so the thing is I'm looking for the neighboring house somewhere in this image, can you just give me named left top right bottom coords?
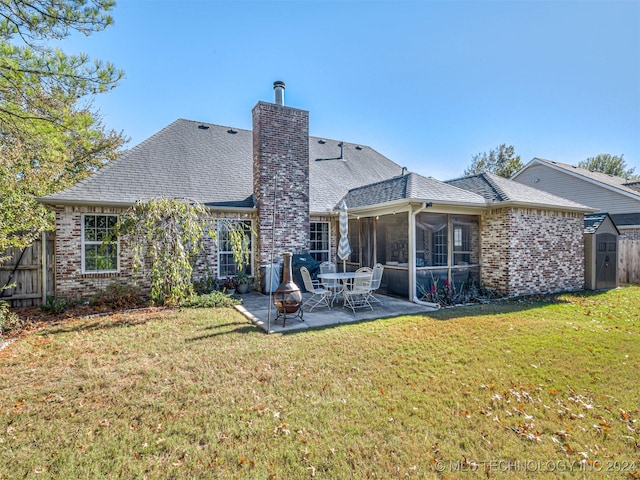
left=512, top=158, right=640, bottom=240
left=39, top=82, right=595, bottom=302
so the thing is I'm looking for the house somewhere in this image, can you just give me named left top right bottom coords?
left=39, top=82, right=596, bottom=303
left=512, top=158, right=640, bottom=240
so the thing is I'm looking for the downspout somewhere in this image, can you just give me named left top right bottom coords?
left=410, top=203, right=440, bottom=309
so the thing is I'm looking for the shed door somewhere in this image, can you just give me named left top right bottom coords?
left=595, top=233, right=617, bottom=289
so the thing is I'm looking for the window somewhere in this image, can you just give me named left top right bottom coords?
left=310, top=221, right=330, bottom=262
left=218, top=220, right=253, bottom=277
left=82, top=214, right=118, bottom=272
left=453, top=225, right=471, bottom=265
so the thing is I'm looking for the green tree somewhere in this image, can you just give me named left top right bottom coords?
left=0, top=0, right=123, bottom=142
left=116, top=197, right=252, bottom=306
left=464, top=144, right=523, bottom=178
left=0, top=0, right=126, bottom=258
left=578, top=154, right=638, bottom=180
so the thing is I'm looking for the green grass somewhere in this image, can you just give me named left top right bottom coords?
left=1, top=287, right=639, bottom=479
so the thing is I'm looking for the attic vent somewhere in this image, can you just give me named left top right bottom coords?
left=318, top=139, right=326, bottom=144
left=355, top=145, right=362, bottom=150
left=227, top=129, right=237, bottom=134
left=198, top=125, right=209, bottom=130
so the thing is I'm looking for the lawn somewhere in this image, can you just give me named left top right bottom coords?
left=1, top=287, right=639, bottom=479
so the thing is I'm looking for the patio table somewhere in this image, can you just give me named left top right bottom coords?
left=317, top=272, right=372, bottom=307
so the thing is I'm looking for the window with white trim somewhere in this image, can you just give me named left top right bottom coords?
left=310, top=221, right=330, bottom=262
left=82, top=214, right=119, bottom=273
left=218, top=220, right=253, bottom=277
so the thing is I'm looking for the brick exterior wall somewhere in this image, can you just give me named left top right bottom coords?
left=53, top=205, right=145, bottom=299
left=481, top=208, right=585, bottom=297
left=252, top=101, right=310, bottom=266
left=53, top=205, right=260, bottom=299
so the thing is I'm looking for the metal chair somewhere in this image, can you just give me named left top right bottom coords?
left=343, top=267, right=373, bottom=314
left=300, top=267, right=331, bottom=311
left=366, top=263, right=384, bottom=305
left=319, top=261, right=341, bottom=302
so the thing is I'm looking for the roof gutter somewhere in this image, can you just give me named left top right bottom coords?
left=490, top=200, right=598, bottom=213
left=341, top=198, right=487, bottom=216
left=37, top=197, right=258, bottom=213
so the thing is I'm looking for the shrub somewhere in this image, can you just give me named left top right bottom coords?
left=180, top=291, right=241, bottom=309
left=418, top=277, right=499, bottom=307
left=0, top=300, right=24, bottom=336
left=193, top=273, right=219, bottom=295
left=39, top=295, right=82, bottom=315
left=90, top=283, right=146, bottom=310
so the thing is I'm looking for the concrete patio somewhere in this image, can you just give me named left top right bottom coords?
left=235, top=291, right=438, bottom=334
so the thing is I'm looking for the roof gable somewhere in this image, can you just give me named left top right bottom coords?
left=446, top=172, right=595, bottom=211
left=584, top=213, right=618, bottom=234
left=341, top=172, right=486, bottom=209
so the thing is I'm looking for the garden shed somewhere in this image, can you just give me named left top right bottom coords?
left=584, top=213, right=619, bottom=290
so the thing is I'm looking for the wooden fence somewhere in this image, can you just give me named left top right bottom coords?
left=618, top=239, right=640, bottom=285
left=0, top=232, right=55, bottom=307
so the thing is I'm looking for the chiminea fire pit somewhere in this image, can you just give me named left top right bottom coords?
left=273, top=252, right=303, bottom=326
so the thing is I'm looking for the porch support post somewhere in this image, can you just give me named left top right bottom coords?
left=408, top=209, right=416, bottom=300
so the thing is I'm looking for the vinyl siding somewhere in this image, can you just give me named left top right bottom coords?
left=515, top=165, right=640, bottom=214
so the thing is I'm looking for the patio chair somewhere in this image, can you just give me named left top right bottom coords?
left=300, top=267, right=331, bottom=311
left=366, top=263, right=385, bottom=305
left=319, top=261, right=341, bottom=301
left=343, top=267, right=373, bottom=314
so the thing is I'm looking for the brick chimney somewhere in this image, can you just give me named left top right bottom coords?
left=253, top=81, right=310, bottom=266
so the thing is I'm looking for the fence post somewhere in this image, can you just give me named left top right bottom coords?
left=41, top=231, right=47, bottom=305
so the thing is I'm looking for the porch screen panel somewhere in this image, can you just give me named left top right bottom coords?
left=451, top=215, right=479, bottom=266
left=377, top=214, right=409, bottom=266
left=415, top=213, right=447, bottom=267
left=360, top=217, right=375, bottom=267
left=348, top=219, right=360, bottom=264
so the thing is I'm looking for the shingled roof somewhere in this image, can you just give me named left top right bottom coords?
left=584, top=213, right=620, bottom=235
left=40, top=120, right=255, bottom=209
left=40, top=119, right=404, bottom=213
left=610, top=213, right=640, bottom=227
left=446, top=172, right=595, bottom=211
left=341, top=172, right=486, bottom=209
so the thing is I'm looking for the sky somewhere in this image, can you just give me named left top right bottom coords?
left=61, top=0, right=640, bottom=180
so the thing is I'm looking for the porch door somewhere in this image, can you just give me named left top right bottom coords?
left=595, top=233, right=617, bottom=290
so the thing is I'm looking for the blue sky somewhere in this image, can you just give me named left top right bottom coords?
left=63, top=0, right=639, bottom=180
